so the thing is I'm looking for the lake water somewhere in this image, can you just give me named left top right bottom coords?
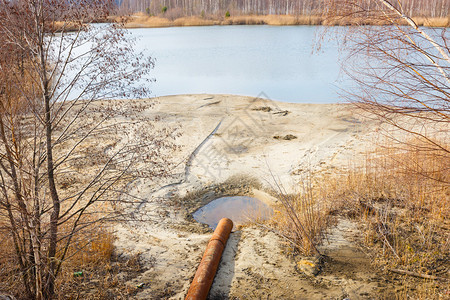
left=132, top=25, right=346, bottom=103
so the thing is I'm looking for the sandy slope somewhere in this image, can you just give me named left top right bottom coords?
left=112, top=94, right=390, bottom=299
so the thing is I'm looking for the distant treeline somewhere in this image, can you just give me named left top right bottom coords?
left=118, top=0, right=449, bottom=18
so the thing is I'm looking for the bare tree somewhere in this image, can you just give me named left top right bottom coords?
left=324, top=0, right=449, bottom=181
left=0, top=0, right=177, bottom=299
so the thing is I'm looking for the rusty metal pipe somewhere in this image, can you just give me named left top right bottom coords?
left=185, top=218, right=233, bottom=300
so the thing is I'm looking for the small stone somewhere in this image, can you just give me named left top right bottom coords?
left=283, top=134, right=297, bottom=140
left=297, top=258, right=321, bottom=276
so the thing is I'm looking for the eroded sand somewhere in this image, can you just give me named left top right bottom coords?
left=112, top=94, right=392, bottom=299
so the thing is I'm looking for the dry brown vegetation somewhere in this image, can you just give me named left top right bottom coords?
left=342, top=143, right=448, bottom=297
left=121, top=12, right=449, bottom=28
left=269, top=178, right=331, bottom=257
left=0, top=99, right=178, bottom=299
left=0, top=220, right=147, bottom=299
left=56, top=225, right=147, bottom=299
left=340, top=142, right=448, bottom=275
left=413, top=16, right=450, bottom=27
left=273, top=138, right=449, bottom=297
left=323, top=15, right=450, bottom=27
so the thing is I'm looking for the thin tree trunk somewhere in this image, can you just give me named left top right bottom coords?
left=38, top=23, right=60, bottom=300
left=44, top=89, right=60, bottom=300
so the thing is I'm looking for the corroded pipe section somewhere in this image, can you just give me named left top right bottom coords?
left=185, top=218, right=233, bottom=300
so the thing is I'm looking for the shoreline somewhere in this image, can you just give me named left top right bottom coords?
left=115, top=13, right=450, bottom=28
left=150, top=93, right=343, bottom=106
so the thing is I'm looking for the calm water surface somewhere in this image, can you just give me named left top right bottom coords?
left=133, top=26, right=346, bottom=103
left=193, top=196, right=273, bottom=230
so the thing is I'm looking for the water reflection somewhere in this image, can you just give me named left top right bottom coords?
left=193, top=196, right=273, bottom=230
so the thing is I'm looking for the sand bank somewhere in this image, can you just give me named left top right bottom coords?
left=112, top=94, right=389, bottom=299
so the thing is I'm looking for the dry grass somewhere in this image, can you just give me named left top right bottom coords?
left=0, top=221, right=132, bottom=299
left=172, top=17, right=216, bottom=27
left=57, top=221, right=147, bottom=299
left=51, top=21, right=83, bottom=32
left=352, top=143, right=448, bottom=270
left=120, top=13, right=449, bottom=28
left=413, top=16, right=450, bottom=27
left=0, top=231, right=25, bottom=299
left=0, top=200, right=141, bottom=299
left=121, top=13, right=325, bottom=28
left=321, top=141, right=448, bottom=296
left=323, top=16, right=450, bottom=27
left=269, top=176, right=331, bottom=256
left=272, top=138, right=448, bottom=296
left=124, top=15, right=173, bottom=28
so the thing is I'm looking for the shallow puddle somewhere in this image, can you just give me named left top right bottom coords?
left=193, top=196, right=273, bottom=230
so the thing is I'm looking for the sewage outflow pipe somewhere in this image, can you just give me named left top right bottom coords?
left=185, top=218, right=233, bottom=300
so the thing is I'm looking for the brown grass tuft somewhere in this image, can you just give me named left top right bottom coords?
left=270, top=175, right=331, bottom=256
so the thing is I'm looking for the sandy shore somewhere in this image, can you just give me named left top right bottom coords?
left=112, top=94, right=391, bottom=299
left=148, top=94, right=378, bottom=192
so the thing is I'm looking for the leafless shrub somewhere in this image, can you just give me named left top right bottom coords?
left=324, top=1, right=449, bottom=164
left=0, top=1, right=178, bottom=298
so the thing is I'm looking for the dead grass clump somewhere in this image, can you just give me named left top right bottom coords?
left=122, top=14, right=329, bottom=27
left=270, top=177, right=330, bottom=256
left=322, top=16, right=392, bottom=26
left=323, top=16, right=449, bottom=27
left=223, top=15, right=325, bottom=26
left=52, top=21, right=82, bottom=32
left=272, top=138, right=448, bottom=295
left=361, top=144, right=448, bottom=269
left=266, top=15, right=314, bottom=26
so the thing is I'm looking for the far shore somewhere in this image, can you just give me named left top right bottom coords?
left=113, top=12, right=450, bottom=28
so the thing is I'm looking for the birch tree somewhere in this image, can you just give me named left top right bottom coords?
left=118, top=0, right=449, bottom=17
left=326, top=0, right=449, bottom=181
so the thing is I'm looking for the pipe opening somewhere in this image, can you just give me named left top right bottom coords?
left=193, top=196, right=273, bottom=231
